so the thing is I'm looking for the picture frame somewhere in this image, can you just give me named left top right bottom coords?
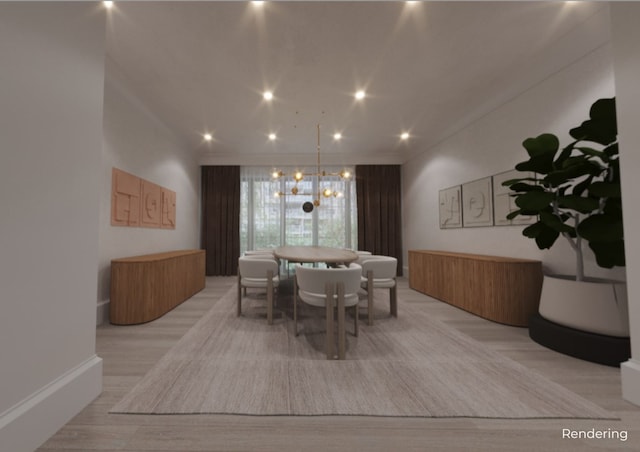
left=462, top=177, right=493, bottom=227
left=439, top=185, right=462, bottom=229
left=492, top=169, right=537, bottom=226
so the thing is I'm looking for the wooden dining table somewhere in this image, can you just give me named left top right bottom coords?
left=274, top=245, right=359, bottom=266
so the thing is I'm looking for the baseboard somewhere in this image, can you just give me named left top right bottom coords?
left=97, top=299, right=109, bottom=325
left=0, top=355, right=103, bottom=452
left=622, top=358, right=640, bottom=407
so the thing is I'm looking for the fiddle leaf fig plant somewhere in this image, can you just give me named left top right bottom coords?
left=503, top=97, right=624, bottom=281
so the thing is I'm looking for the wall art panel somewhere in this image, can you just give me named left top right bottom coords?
left=462, top=177, right=493, bottom=227
left=111, top=167, right=176, bottom=230
left=492, top=169, right=537, bottom=226
left=439, top=185, right=462, bottom=229
left=111, top=168, right=141, bottom=226
left=161, top=188, right=177, bottom=229
left=140, top=180, right=162, bottom=228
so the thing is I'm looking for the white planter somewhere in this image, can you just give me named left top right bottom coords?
left=538, top=274, right=629, bottom=337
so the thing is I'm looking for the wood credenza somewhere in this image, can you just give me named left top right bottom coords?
left=408, top=250, right=543, bottom=327
left=110, top=249, right=205, bottom=325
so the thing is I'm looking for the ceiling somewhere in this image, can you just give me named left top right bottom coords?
left=104, top=1, right=609, bottom=166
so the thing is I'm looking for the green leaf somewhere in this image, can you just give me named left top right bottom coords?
left=569, top=98, right=617, bottom=145
left=556, top=195, right=600, bottom=213
left=522, top=134, right=559, bottom=157
left=501, top=177, right=536, bottom=187
left=577, top=214, right=624, bottom=242
left=539, top=211, right=574, bottom=233
left=603, top=198, right=623, bottom=217
left=588, top=181, right=621, bottom=198
left=603, top=143, right=619, bottom=158
left=506, top=210, right=521, bottom=220
left=509, top=182, right=543, bottom=193
left=522, top=222, right=560, bottom=249
left=544, top=161, right=603, bottom=187
left=575, top=147, right=607, bottom=160
left=589, top=240, right=625, bottom=268
left=517, top=134, right=559, bottom=174
left=554, top=142, right=577, bottom=169
left=514, top=191, right=554, bottom=211
left=572, top=175, right=593, bottom=197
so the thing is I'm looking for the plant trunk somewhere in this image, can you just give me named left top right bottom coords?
left=560, top=213, right=585, bottom=282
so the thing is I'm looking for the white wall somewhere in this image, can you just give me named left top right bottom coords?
left=402, top=43, right=622, bottom=281
left=0, top=4, right=105, bottom=450
left=98, top=59, right=201, bottom=322
left=611, top=3, right=640, bottom=407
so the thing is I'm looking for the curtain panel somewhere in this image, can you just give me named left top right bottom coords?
left=355, top=165, right=403, bottom=275
left=201, top=166, right=240, bottom=276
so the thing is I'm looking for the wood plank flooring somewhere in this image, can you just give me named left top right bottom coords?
left=38, top=277, right=640, bottom=451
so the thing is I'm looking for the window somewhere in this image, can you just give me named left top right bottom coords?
left=240, top=166, right=356, bottom=254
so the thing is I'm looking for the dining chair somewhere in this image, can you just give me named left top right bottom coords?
left=244, top=249, right=276, bottom=257
left=237, top=256, right=279, bottom=325
left=294, top=263, right=362, bottom=360
left=360, top=256, right=398, bottom=326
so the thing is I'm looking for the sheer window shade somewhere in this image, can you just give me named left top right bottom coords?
left=240, top=166, right=356, bottom=254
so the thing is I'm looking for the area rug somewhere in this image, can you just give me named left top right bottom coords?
left=111, top=283, right=615, bottom=419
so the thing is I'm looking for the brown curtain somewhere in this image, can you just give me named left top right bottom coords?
left=201, top=166, right=240, bottom=276
left=356, top=165, right=403, bottom=275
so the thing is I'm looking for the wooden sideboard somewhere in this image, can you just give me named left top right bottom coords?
left=408, top=250, right=543, bottom=327
left=110, top=249, right=205, bottom=325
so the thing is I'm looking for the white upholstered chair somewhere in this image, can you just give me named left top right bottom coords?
left=294, top=263, right=362, bottom=359
left=360, top=256, right=398, bottom=325
left=244, top=249, right=276, bottom=257
left=237, top=256, right=280, bottom=325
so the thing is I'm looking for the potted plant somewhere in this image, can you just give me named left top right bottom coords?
left=503, top=97, right=629, bottom=366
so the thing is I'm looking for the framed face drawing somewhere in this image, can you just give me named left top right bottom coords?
left=492, top=169, right=537, bottom=226
left=439, top=185, right=462, bottom=229
left=462, top=177, right=493, bottom=227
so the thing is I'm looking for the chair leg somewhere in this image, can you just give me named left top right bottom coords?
left=390, top=282, right=398, bottom=318
left=294, top=274, right=299, bottom=336
left=367, top=270, right=374, bottom=326
left=325, top=282, right=335, bottom=360
left=237, top=274, right=242, bottom=317
left=267, top=270, right=273, bottom=325
left=353, top=304, right=359, bottom=337
left=337, top=282, right=346, bottom=360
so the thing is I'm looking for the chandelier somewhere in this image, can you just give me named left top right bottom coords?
left=272, top=124, right=351, bottom=212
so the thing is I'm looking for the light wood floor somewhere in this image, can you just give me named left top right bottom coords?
left=39, top=277, right=640, bottom=451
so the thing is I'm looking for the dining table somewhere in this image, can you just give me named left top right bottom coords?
left=274, top=245, right=359, bottom=266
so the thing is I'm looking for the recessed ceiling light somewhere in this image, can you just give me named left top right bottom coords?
left=103, top=1, right=114, bottom=8
left=355, top=90, right=366, bottom=100
left=401, top=132, right=410, bottom=140
left=204, top=133, right=213, bottom=141
left=268, top=133, right=277, bottom=141
left=263, top=91, right=273, bottom=101
left=252, top=1, right=265, bottom=6
left=333, top=133, right=342, bottom=140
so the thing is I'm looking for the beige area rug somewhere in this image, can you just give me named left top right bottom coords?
left=111, top=282, right=615, bottom=419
